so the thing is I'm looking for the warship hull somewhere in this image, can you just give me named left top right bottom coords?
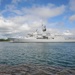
left=10, top=38, right=75, bottom=43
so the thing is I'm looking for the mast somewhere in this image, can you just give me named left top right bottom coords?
left=42, top=24, right=46, bottom=32
left=42, top=24, right=48, bottom=39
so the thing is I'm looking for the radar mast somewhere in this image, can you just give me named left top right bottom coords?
left=42, top=24, right=46, bottom=32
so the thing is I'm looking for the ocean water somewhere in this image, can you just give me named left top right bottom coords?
left=0, top=42, right=75, bottom=68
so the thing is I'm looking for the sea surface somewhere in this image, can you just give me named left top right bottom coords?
left=0, top=42, right=75, bottom=68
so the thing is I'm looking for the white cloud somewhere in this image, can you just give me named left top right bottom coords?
left=11, top=0, right=34, bottom=5
left=63, top=30, right=73, bottom=35
left=0, top=15, right=75, bottom=37
left=0, top=16, right=31, bottom=35
left=0, top=15, right=47, bottom=37
left=69, top=14, right=75, bottom=22
left=69, top=0, right=75, bottom=12
left=69, top=0, right=75, bottom=22
left=12, top=0, right=26, bottom=4
left=12, top=0, right=23, bottom=4
left=9, top=13, right=47, bottom=27
left=0, top=17, right=16, bottom=33
left=0, top=2, right=67, bottom=37
left=1, top=3, right=66, bottom=18
left=0, top=17, right=13, bottom=28
left=18, top=24, right=30, bottom=31
left=22, top=5, right=66, bottom=18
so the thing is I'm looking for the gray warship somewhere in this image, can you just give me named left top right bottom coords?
left=9, top=25, right=75, bottom=43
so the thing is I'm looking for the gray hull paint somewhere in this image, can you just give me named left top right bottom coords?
left=11, top=38, right=75, bottom=43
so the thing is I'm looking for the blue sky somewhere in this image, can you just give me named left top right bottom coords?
left=0, top=0, right=75, bottom=37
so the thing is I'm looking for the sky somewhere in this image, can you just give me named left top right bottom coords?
left=0, top=0, right=75, bottom=38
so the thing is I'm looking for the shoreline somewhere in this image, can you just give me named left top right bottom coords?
left=0, top=64, right=75, bottom=75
